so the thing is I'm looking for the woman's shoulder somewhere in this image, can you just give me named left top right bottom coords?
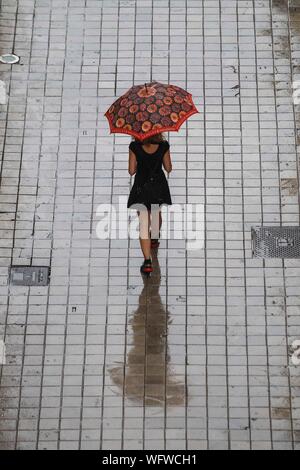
left=129, top=140, right=137, bottom=150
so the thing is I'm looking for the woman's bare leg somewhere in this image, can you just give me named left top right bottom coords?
left=138, top=210, right=151, bottom=259
left=150, top=208, right=162, bottom=240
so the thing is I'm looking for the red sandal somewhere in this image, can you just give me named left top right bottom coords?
left=140, top=258, right=153, bottom=274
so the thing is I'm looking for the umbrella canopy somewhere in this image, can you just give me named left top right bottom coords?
left=104, top=81, right=199, bottom=141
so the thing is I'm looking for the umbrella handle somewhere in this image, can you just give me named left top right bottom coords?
left=144, top=83, right=148, bottom=93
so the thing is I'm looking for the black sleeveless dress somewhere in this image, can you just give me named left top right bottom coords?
left=127, top=140, right=172, bottom=211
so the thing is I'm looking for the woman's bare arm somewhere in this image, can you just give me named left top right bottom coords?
left=162, top=149, right=172, bottom=173
left=128, top=149, right=137, bottom=176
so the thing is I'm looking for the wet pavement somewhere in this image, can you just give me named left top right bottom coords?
left=0, top=0, right=300, bottom=450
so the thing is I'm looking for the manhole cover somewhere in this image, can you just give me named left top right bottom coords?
left=0, top=53, right=20, bottom=64
left=252, top=226, right=300, bottom=258
left=9, top=266, right=50, bottom=286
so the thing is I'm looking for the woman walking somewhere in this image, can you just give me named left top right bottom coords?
left=105, top=81, right=198, bottom=273
left=127, top=132, right=172, bottom=274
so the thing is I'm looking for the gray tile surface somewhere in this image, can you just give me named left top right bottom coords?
left=0, top=0, right=300, bottom=451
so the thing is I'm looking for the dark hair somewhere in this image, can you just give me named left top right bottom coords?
left=133, top=132, right=166, bottom=145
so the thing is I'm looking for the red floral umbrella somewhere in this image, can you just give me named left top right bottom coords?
left=104, top=81, right=199, bottom=141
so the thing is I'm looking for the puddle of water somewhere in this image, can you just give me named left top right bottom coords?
left=280, top=178, right=299, bottom=196
left=108, top=253, right=185, bottom=407
left=289, top=0, right=300, bottom=43
left=271, top=407, right=291, bottom=419
left=258, top=28, right=271, bottom=37
left=275, top=35, right=290, bottom=56
left=273, top=0, right=288, bottom=12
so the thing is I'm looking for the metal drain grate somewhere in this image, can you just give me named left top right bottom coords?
left=9, top=266, right=50, bottom=286
left=252, top=226, right=300, bottom=258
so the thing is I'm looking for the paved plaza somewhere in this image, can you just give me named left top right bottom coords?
left=0, top=0, right=300, bottom=450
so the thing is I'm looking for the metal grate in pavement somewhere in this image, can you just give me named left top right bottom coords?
left=9, top=266, right=50, bottom=286
left=252, top=226, right=300, bottom=258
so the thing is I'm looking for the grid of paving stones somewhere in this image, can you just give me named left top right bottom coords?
left=0, top=0, right=300, bottom=450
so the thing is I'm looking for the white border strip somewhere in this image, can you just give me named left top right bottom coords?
left=0, top=80, right=7, bottom=104
left=0, top=340, right=6, bottom=365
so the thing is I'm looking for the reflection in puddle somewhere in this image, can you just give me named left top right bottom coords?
left=109, top=253, right=185, bottom=407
